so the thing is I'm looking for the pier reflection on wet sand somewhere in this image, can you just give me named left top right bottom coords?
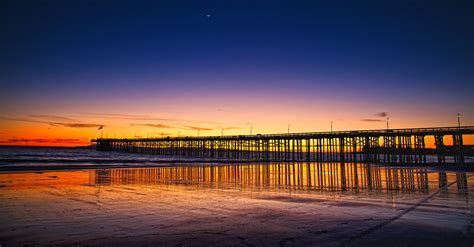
left=1, top=163, right=473, bottom=246
left=91, top=163, right=465, bottom=194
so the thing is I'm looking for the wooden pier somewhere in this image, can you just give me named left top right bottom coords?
left=93, top=126, right=474, bottom=164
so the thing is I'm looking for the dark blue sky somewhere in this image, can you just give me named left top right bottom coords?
left=1, top=0, right=473, bottom=127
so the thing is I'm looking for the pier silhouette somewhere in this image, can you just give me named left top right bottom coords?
left=94, top=126, right=474, bottom=164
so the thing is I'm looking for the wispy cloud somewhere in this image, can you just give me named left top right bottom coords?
left=78, top=112, right=150, bottom=118
left=375, top=112, right=388, bottom=117
left=216, top=108, right=231, bottom=112
left=29, top=114, right=78, bottom=122
left=154, top=132, right=172, bottom=136
left=130, top=123, right=239, bottom=132
left=77, top=112, right=221, bottom=124
left=130, top=123, right=172, bottom=128
left=0, top=116, right=104, bottom=129
left=4, top=138, right=88, bottom=144
left=50, top=123, right=103, bottom=128
left=360, top=119, right=383, bottom=122
left=146, top=132, right=173, bottom=136
left=77, top=112, right=177, bottom=122
left=1, top=116, right=49, bottom=124
left=219, top=126, right=241, bottom=130
left=183, top=125, right=214, bottom=131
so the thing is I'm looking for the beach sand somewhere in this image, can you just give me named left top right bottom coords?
left=0, top=165, right=473, bottom=246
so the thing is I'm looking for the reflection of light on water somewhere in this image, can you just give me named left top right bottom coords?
left=391, top=192, right=396, bottom=207
left=88, top=163, right=469, bottom=194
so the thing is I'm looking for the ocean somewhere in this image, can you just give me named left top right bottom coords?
left=0, top=146, right=219, bottom=170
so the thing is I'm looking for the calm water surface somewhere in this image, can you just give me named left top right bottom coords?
left=1, top=161, right=473, bottom=246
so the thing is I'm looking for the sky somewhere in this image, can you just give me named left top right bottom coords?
left=0, top=0, right=473, bottom=146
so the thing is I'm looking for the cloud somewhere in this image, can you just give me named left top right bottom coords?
left=146, top=131, right=173, bottom=136
left=360, top=119, right=384, bottom=122
left=218, top=126, right=241, bottom=130
left=29, top=114, right=78, bottom=122
left=77, top=112, right=221, bottom=124
left=142, top=132, right=172, bottom=137
left=130, top=123, right=172, bottom=128
left=0, top=116, right=49, bottom=124
left=77, top=112, right=150, bottom=118
left=183, top=125, right=214, bottom=131
left=374, top=112, right=388, bottom=117
left=49, top=123, right=103, bottom=128
left=156, top=132, right=172, bottom=136
left=0, top=116, right=103, bottom=129
left=5, top=138, right=88, bottom=144
left=131, top=123, right=239, bottom=132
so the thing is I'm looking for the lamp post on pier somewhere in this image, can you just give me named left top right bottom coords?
left=457, top=113, right=461, bottom=128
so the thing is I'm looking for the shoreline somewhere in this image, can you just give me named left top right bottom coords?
left=0, top=160, right=473, bottom=173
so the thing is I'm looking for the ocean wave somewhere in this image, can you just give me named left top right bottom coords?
left=0, top=157, right=227, bottom=164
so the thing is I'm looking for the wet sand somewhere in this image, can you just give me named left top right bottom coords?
left=0, top=163, right=473, bottom=246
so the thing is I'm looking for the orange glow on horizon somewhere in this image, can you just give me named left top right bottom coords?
left=1, top=103, right=473, bottom=147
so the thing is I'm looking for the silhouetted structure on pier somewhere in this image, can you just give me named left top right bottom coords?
left=93, top=126, right=474, bottom=164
